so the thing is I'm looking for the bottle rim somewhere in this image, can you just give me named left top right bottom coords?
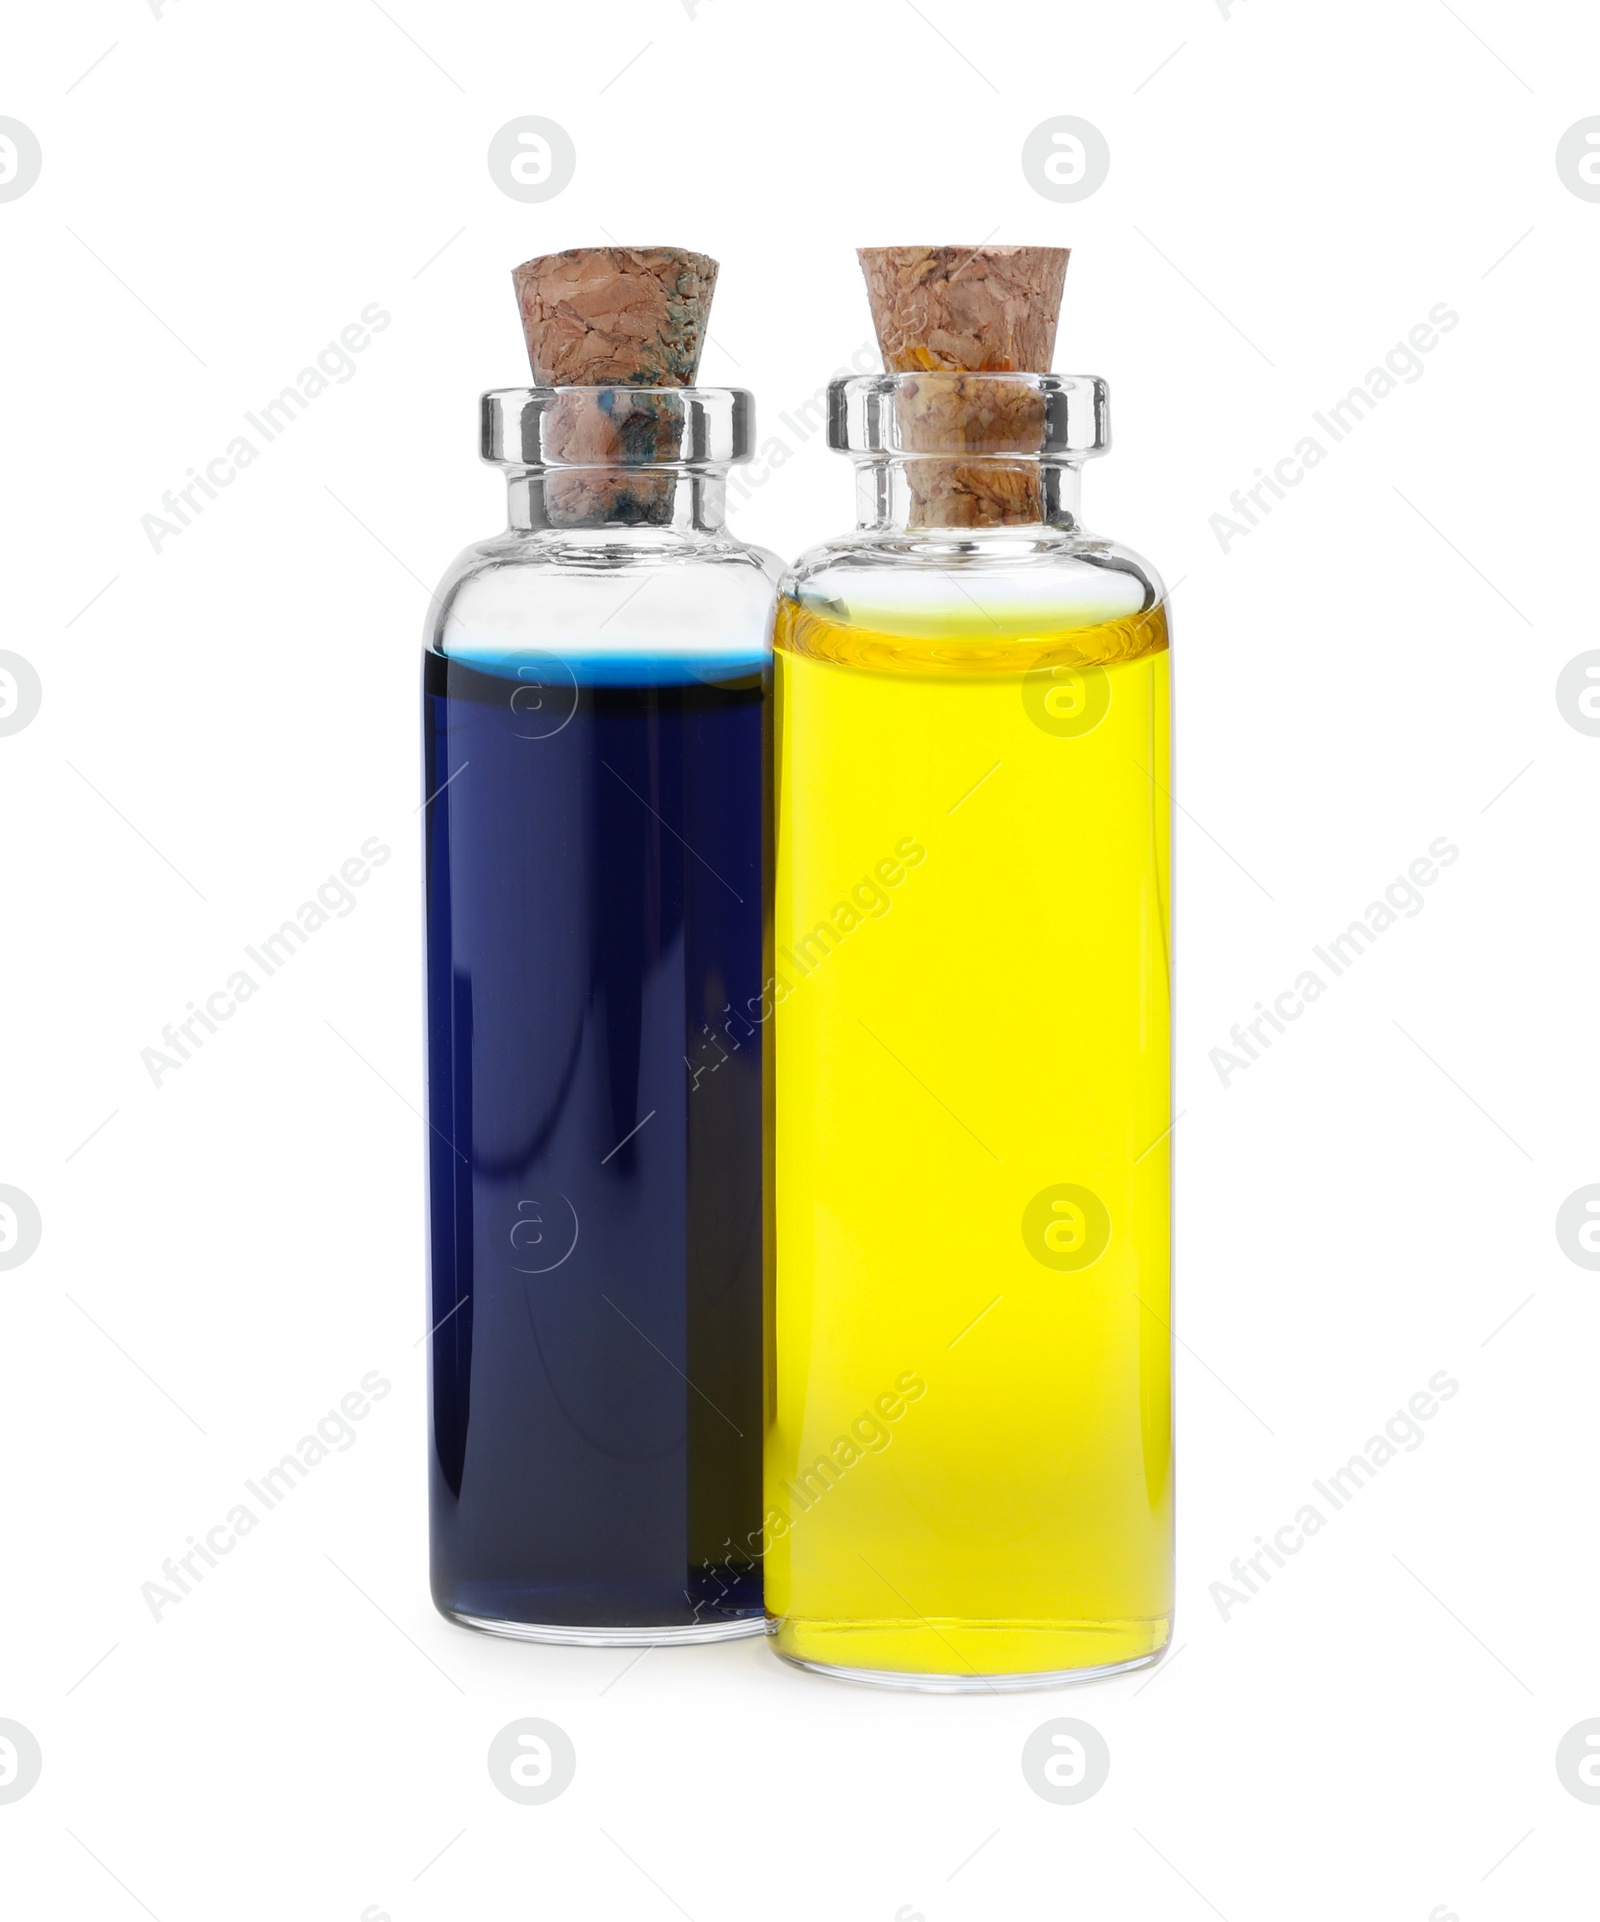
left=827, top=373, right=1109, bottom=461
left=481, top=387, right=754, bottom=469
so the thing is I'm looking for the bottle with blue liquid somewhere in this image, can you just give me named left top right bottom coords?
left=422, top=247, right=778, bottom=1641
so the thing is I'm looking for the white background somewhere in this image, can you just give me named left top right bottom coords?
left=2, top=0, right=1597, bottom=1916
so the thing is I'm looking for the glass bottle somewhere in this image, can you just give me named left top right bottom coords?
left=424, top=384, right=779, bottom=1642
left=765, top=371, right=1173, bottom=1687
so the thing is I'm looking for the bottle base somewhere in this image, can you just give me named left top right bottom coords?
left=770, top=1645, right=1164, bottom=1693
left=765, top=1616, right=1171, bottom=1691
left=445, top=1608, right=766, bottom=1648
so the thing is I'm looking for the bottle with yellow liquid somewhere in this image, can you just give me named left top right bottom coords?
left=764, top=245, right=1171, bottom=1689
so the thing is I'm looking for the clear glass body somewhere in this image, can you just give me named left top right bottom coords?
left=765, top=374, right=1174, bottom=1688
left=424, top=388, right=780, bottom=1643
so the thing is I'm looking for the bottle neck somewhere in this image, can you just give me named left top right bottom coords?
left=853, top=457, right=1084, bottom=534
left=829, top=373, right=1108, bottom=535
left=483, top=387, right=751, bottom=537
left=507, top=467, right=730, bottom=534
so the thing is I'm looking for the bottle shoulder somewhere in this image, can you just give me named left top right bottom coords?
left=780, top=525, right=1166, bottom=639
left=775, top=525, right=1169, bottom=673
left=427, top=526, right=782, bottom=661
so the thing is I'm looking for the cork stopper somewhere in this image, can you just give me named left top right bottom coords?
left=857, top=245, right=1070, bottom=527
left=509, top=246, right=718, bottom=524
left=512, top=245, right=717, bottom=386
left=858, top=246, right=1068, bottom=373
